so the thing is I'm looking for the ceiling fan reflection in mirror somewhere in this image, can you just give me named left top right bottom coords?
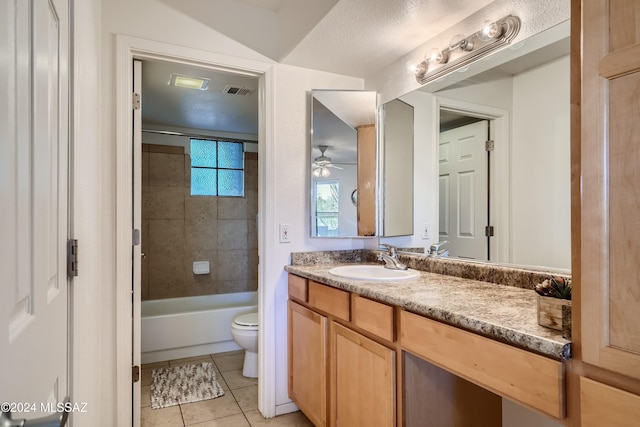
left=312, top=145, right=342, bottom=177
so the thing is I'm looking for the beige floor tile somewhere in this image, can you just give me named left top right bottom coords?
left=231, top=385, right=258, bottom=412
left=142, top=360, right=170, bottom=370
left=141, top=405, right=184, bottom=427
left=213, top=353, right=244, bottom=372
left=211, top=350, right=243, bottom=358
left=243, top=410, right=314, bottom=426
left=180, top=394, right=242, bottom=426
left=141, top=368, right=154, bottom=387
left=169, top=355, right=214, bottom=367
left=141, top=385, right=151, bottom=408
left=220, top=369, right=258, bottom=390
left=185, top=413, right=250, bottom=427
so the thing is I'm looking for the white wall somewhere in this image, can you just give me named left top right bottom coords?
left=99, top=0, right=365, bottom=421
left=511, top=56, right=570, bottom=269
left=71, top=0, right=105, bottom=424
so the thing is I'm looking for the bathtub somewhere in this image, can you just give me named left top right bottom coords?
left=141, top=291, right=258, bottom=364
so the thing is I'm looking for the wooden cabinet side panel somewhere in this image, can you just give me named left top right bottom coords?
left=400, top=311, right=564, bottom=419
left=288, top=301, right=327, bottom=427
left=288, top=274, right=308, bottom=302
left=580, top=377, right=640, bottom=427
left=331, top=321, right=395, bottom=427
left=581, top=0, right=640, bottom=380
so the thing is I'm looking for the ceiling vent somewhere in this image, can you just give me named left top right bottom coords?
left=222, top=85, right=255, bottom=96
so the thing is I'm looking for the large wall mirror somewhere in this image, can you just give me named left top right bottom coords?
left=310, top=90, right=378, bottom=237
left=381, top=19, right=571, bottom=272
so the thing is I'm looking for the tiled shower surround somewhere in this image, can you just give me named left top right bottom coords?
left=141, top=143, right=258, bottom=300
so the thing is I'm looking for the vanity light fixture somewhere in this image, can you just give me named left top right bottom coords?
left=169, top=73, right=210, bottom=90
left=415, top=15, right=520, bottom=85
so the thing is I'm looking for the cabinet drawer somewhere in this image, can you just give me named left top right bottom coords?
left=288, top=274, right=308, bottom=302
left=581, top=377, right=640, bottom=427
left=352, top=294, right=394, bottom=342
left=400, top=310, right=564, bottom=419
left=309, top=281, right=350, bottom=321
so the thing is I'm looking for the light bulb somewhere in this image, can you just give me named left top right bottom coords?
left=312, top=167, right=321, bottom=177
left=320, top=167, right=331, bottom=177
left=477, top=21, right=502, bottom=41
left=427, top=48, right=448, bottom=65
left=415, top=60, right=428, bottom=77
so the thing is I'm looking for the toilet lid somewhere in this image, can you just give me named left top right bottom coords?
left=234, top=312, right=258, bottom=327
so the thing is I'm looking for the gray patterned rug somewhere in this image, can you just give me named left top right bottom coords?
left=151, top=362, right=224, bottom=409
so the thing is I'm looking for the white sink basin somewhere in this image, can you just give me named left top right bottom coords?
left=328, top=265, right=420, bottom=281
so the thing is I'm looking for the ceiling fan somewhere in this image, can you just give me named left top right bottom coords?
left=312, top=145, right=342, bottom=177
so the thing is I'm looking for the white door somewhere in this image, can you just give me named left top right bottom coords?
left=0, top=0, right=71, bottom=424
left=132, top=59, right=143, bottom=427
left=439, top=120, right=489, bottom=260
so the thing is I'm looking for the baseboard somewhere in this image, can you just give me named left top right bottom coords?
left=275, top=401, right=300, bottom=416
left=141, top=340, right=241, bottom=364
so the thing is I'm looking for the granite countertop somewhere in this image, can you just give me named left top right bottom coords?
left=285, top=263, right=571, bottom=361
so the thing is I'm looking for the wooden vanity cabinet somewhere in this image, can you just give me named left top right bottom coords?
left=288, top=274, right=397, bottom=427
left=288, top=301, right=328, bottom=427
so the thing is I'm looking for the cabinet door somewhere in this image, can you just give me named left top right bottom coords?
left=581, top=0, right=640, bottom=380
left=331, top=321, right=395, bottom=427
left=289, top=300, right=328, bottom=427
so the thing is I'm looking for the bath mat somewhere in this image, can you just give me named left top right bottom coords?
left=151, top=362, right=224, bottom=409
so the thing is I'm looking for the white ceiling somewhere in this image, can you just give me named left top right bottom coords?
left=142, top=0, right=569, bottom=136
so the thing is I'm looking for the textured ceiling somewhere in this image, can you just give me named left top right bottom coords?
left=141, top=60, right=259, bottom=135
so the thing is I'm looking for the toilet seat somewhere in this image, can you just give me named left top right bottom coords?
left=232, top=312, right=258, bottom=330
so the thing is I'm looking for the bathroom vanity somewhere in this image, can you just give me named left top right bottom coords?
left=285, top=252, right=570, bottom=427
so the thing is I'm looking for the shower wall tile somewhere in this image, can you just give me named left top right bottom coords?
left=247, top=220, right=257, bottom=250
left=142, top=146, right=258, bottom=300
left=186, top=196, right=217, bottom=220
left=218, top=197, right=248, bottom=219
left=149, top=152, right=185, bottom=187
left=142, top=151, right=150, bottom=186
left=186, top=250, right=217, bottom=286
left=148, top=252, right=186, bottom=287
left=148, top=219, right=185, bottom=254
left=185, top=216, right=218, bottom=251
left=217, top=250, right=250, bottom=281
left=218, top=220, right=248, bottom=250
left=245, top=153, right=258, bottom=191
left=245, top=190, right=258, bottom=219
left=143, top=186, right=185, bottom=220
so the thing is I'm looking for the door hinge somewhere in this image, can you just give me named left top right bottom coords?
left=485, top=140, right=494, bottom=151
left=132, top=92, right=141, bottom=110
left=132, top=365, right=140, bottom=383
left=485, top=226, right=494, bottom=237
left=67, top=239, right=78, bottom=277
left=133, top=228, right=141, bottom=246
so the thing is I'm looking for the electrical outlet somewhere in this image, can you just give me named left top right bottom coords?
left=279, top=224, right=291, bottom=243
left=421, top=224, right=429, bottom=240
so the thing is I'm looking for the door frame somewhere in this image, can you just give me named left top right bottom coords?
left=433, top=97, right=510, bottom=263
left=114, top=35, right=275, bottom=425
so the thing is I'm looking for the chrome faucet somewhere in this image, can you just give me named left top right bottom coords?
left=378, top=244, right=408, bottom=270
left=428, top=241, right=449, bottom=257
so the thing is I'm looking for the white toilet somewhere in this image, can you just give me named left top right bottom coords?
left=230, top=312, right=259, bottom=378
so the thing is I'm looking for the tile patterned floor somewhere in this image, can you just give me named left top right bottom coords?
left=141, top=351, right=314, bottom=426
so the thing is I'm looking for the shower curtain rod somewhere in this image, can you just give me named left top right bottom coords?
left=142, top=128, right=258, bottom=144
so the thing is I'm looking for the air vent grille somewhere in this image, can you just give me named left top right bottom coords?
left=222, top=85, right=255, bottom=96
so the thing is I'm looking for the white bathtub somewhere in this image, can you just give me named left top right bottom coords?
left=141, top=291, right=258, bottom=364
